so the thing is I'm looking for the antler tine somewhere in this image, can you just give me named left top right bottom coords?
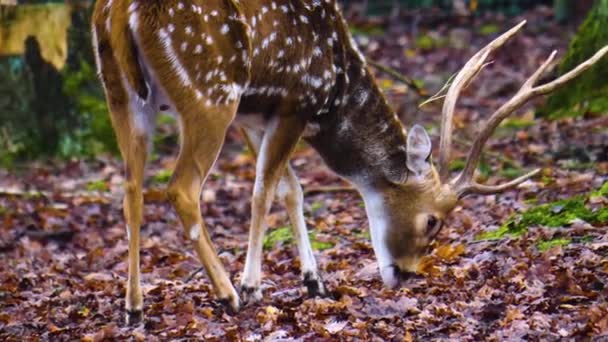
left=453, top=45, right=608, bottom=196
left=457, top=168, right=541, bottom=197
left=438, top=20, right=527, bottom=181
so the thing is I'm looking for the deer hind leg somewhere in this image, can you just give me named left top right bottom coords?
left=166, top=101, right=240, bottom=312
left=116, top=100, right=153, bottom=326
left=242, top=128, right=326, bottom=298
left=240, top=117, right=305, bottom=304
left=93, top=24, right=154, bottom=326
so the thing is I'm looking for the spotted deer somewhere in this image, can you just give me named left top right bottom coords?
left=92, top=0, right=608, bottom=324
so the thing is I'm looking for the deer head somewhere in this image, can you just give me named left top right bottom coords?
left=361, top=21, right=608, bottom=288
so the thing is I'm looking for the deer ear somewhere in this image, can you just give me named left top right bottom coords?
left=406, top=124, right=432, bottom=176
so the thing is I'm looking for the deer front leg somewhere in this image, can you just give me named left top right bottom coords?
left=276, top=169, right=327, bottom=297
left=167, top=102, right=240, bottom=312
left=240, top=117, right=305, bottom=304
left=242, top=128, right=326, bottom=298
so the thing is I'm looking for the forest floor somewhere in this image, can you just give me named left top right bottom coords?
left=1, top=8, right=608, bottom=341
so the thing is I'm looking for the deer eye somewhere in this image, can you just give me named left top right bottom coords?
left=426, top=215, right=442, bottom=237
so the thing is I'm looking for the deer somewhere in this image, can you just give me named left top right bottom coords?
left=91, top=0, right=608, bottom=325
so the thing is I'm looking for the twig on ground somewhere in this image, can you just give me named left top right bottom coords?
left=185, top=267, right=205, bottom=283
left=367, top=58, right=428, bottom=97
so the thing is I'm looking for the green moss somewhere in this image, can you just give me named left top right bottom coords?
left=308, top=201, right=324, bottom=215
left=263, top=226, right=293, bottom=250
left=449, top=159, right=466, bottom=172
left=152, top=169, right=173, bottom=185
left=157, top=113, right=177, bottom=125
left=310, top=239, right=334, bottom=251
left=86, top=179, right=109, bottom=192
left=592, top=181, right=608, bottom=197
left=537, top=238, right=572, bottom=252
left=499, top=166, right=525, bottom=179
left=349, top=25, right=385, bottom=37
left=354, top=229, right=371, bottom=240
left=416, top=35, right=435, bottom=50
left=499, top=117, right=536, bottom=130
left=539, top=0, right=608, bottom=118
left=479, top=24, right=500, bottom=36
left=477, top=182, right=608, bottom=240
left=263, top=226, right=335, bottom=251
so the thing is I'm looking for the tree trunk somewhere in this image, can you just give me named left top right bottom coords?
left=539, top=0, right=608, bottom=119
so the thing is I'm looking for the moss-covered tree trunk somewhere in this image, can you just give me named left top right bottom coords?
left=539, top=0, right=608, bottom=119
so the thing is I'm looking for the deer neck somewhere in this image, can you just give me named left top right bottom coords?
left=307, top=65, right=409, bottom=188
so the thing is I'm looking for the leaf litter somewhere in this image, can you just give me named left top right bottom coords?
left=1, top=8, right=608, bottom=341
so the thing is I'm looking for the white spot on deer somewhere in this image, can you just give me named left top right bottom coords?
left=261, top=38, right=270, bottom=49
left=168, top=24, right=175, bottom=33
left=127, top=1, right=138, bottom=14
left=313, top=47, right=322, bottom=57
left=128, top=11, right=139, bottom=32
left=222, top=83, right=244, bottom=102
left=194, top=45, right=202, bottom=54
left=303, top=75, right=323, bottom=89
left=177, top=2, right=184, bottom=10
left=354, top=89, right=370, bottom=106
left=220, top=24, right=230, bottom=34
left=189, top=224, right=201, bottom=241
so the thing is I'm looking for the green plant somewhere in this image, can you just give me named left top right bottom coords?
left=263, top=226, right=335, bottom=251
left=478, top=182, right=608, bottom=240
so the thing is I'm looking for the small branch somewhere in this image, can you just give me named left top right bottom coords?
left=185, top=267, right=205, bottom=283
left=367, top=59, right=428, bottom=97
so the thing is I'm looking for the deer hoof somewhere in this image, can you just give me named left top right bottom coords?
left=125, top=309, right=144, bottom=326
left=303, top=272, right=328, bottom=298
left=218, top=295, right=241, bottom=314
left=240, top=285, right=263, bottom=305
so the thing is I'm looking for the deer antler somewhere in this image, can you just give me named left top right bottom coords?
left=436, top=20, right=608, bottom=197
left=438, top=21, right=527, bottom=181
